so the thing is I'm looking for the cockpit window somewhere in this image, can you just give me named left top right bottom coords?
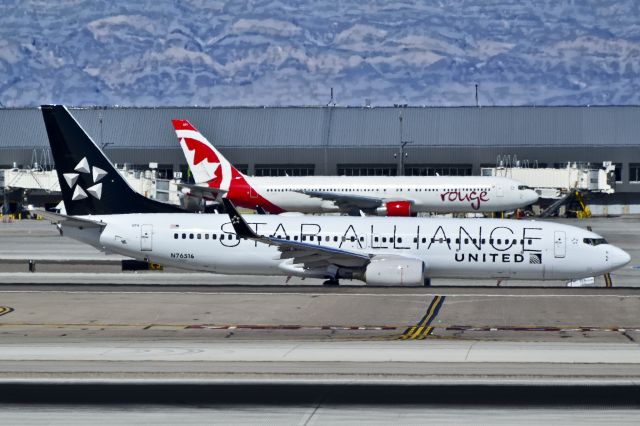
left=583, top=238, right=608, bottom=246
left=518, top=185, right=533, bottom=190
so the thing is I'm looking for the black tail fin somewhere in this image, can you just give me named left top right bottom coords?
left=41, top=105, right=184, bottom=215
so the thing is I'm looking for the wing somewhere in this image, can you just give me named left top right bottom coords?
left=28, top=207, right=106, bottom=229
left=296, top=190, right=412, bottom=215
left=223, top=199, right=370, bottom=269
left=178, top=183, right=226, bottom=201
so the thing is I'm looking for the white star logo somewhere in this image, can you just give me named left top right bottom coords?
left=65, top=157, right=105, bottom=201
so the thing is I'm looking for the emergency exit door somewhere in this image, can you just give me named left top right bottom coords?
left=554, top=231, right=566, bottom=258
left=141, top=224, right=153, bottom=251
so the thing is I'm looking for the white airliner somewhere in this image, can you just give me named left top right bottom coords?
left=37, top=105, right=629, bottom=286
left=172, top=120, right=539, bottom=215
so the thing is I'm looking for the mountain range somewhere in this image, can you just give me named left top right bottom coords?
left=1, top=0, right=639, bottom=107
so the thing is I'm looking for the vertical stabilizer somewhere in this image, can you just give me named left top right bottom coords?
left=42, top=105, right=184, bottom=215
left=172, top=119, right=242, bottom=189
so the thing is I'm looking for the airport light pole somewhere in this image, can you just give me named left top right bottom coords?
left=395, top=110, right=412, bottom=176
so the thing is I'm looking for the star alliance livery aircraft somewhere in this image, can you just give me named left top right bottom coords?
left=172, top=119, right=539, bottom=215
left=38, top=105, right=629, bottom=286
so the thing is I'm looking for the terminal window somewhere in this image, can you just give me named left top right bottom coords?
left=179, top=164, right=248, bottom=180
left=630, top=164, right=640, bottom=183
left=337, top=164, right=397, bottom=176
left=254, top=164, right=314, bottom=177
left=614, top=163, right=623, bottom=183
left=405, top=164, right=472, bottom=176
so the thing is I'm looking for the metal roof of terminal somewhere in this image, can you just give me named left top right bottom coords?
left=1, top=106, right=639, bottom=150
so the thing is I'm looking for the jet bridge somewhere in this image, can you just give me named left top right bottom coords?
left=482, top=161, right=616, bottom=198
left=482, top=161, right=615, bottom=217
left=1, top=165, right=184, bottom=213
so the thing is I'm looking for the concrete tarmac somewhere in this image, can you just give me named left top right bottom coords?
left=1, top=286, right=640, bottom=385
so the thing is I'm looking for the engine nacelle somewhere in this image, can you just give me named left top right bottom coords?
left=380, top=200, right=413, bottom=217
left=364, top=256, right=426, bottom=286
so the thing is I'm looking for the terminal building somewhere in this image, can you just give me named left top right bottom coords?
left=1, top=106, right=640, bottom=214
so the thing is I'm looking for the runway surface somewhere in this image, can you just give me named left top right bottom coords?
left=2, top=405, right=639, bottom=425
left=1, top=285, right=639, bottom=385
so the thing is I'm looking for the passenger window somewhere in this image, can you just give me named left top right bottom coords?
left=390, top=238, right=394, bottom=243
left=205, top=234, right=209, bottom=240
left=446, top=238, right=451, bottom=243
left=455, top=238, right=460, bottom=244
left=189, top=233, right=194, bottom=239
left=360, top=237, right=364, bottom=242
left=302, top=236, right=306, bottom=241
left=294, top=236, right=299, bottom=241
left=413, top=237, right=417, bottom=243
left=212, top=234, right=217, bottom=240
left=497, top=239, right=502, bottom=244
left=197, top=234, right=201, bottom=239
left=382, top=237, right=387, bottom=243
left=421, top=238, right=426, bottom=243
left=528, top=240, right=532, bottom=245
left=350, top=236, right=355, bottom=242
left=374, top=237, right=379, bottom=242
left=182, top=233, right=186, bottom=239
left=464, top=238, right=469, bottom=244
left=398, top=238, right=402, bottom=243
left=286, top=236, right=290, bottom=240
left=325, top=236, right=330, bottom=242
left=334, top=236, right=339, bottom=242
left=481, top=239, right=485, bottom=244
left=174, top=233, right=178, bottom=239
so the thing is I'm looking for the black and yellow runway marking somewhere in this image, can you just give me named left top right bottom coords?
left=0, top=306, right=14, bottom=317
left=399, top=295, right=446, bottom=340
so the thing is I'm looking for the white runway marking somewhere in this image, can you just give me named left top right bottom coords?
left=1, top=341, right=639, bottom=364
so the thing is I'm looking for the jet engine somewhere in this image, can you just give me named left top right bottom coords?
left=364, top=256, right=426, bottom=286
left=381, top=200, right=413, bottom=217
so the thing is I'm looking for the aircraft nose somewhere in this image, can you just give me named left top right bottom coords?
left=609, top=246, right=631, bottom=269
left=527, top=190, right=539, bottom=204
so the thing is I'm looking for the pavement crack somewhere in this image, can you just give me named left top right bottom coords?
left=300, top=391, right=325, bottom=426
left=621, top=331, right=636, bottom=342
left=282, top=342, right=302, bottom=359
left=464, top=341, right=477, bottom=361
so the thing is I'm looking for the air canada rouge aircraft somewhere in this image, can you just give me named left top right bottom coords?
left=172, top=119, right=539, bottom=216
left=36, top=105, right=629, bottom=286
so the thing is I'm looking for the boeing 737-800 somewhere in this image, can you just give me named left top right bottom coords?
left=37, top=105, right=629, bottom=286
left=172, top=120, right=539, bottom=216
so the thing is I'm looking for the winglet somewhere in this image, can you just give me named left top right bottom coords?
left=223, top=199, right=258, bottom=239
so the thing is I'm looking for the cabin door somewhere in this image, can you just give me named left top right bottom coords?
left=141, top=224, right=153, bottom=251
left=554, top=231, right=566, bottom=258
